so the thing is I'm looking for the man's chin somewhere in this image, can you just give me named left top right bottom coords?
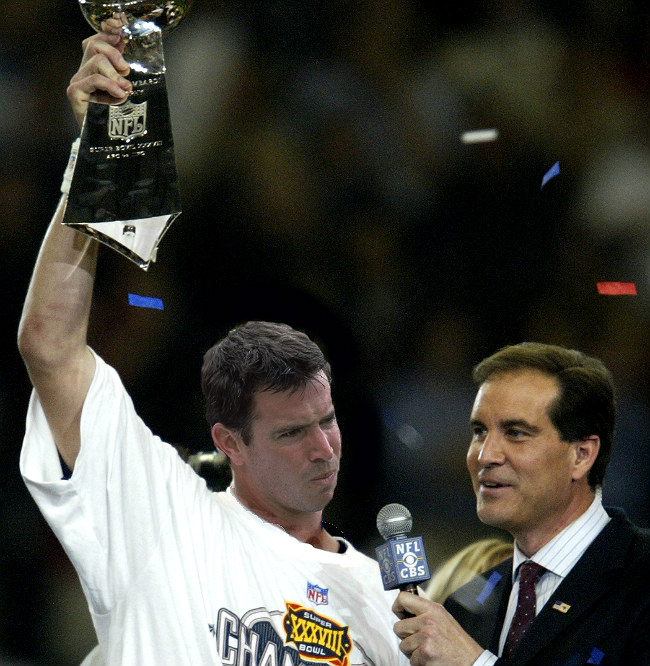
left=304, top=488, right=336, bottom=514
left=476, top=504, right=509, bottom=530
left=318, top=486, right=337, bottom=509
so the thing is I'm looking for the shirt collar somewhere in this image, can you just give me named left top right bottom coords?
left=512, top=488, right=610, bottom=580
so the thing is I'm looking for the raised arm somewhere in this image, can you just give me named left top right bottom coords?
left=17, top=25, right=132, bottom=470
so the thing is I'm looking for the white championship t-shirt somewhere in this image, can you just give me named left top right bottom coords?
left=21, top=350, right=407, bottom=666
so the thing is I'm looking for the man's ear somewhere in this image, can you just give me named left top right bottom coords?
left=571, top=435, right=600, bottom=482
left=211, top=423, right=246, bottom=467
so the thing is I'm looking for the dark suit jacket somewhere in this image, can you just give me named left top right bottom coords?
left=444, top=509, right=650, bottom=665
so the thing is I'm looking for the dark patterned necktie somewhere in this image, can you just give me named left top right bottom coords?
left=503, top=561, right=547, bottom=660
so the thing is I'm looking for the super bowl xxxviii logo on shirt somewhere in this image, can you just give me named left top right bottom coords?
left=283, top=602, right=352, bottom=666
left=209, top=604, right=353, bottom=666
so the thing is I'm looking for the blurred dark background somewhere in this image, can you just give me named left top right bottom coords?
left=1, top=1, right=649, bottom=664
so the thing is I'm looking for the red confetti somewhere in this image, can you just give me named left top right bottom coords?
left=596, top=282, right=637, bottom=295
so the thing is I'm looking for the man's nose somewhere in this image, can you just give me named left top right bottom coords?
left=309, top=428, right=336, bottom=461
left=477, top=433, right=505, bottom=466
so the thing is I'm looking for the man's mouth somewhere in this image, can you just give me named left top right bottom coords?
left=312, top=469, right=337, bottom=483
left=479, top=477, right=511, bottom=490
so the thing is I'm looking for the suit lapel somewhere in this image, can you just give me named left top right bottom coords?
left=509, top=515, right=634, bottom=664
left=446, top=559, right=512, bottom=651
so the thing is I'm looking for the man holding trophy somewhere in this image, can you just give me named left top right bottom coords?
left=17, top=9, right=408, bottom=666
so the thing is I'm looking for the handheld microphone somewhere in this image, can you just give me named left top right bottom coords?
left=375, top=503, right=430, bottom=594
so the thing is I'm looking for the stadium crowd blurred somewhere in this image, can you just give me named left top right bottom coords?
left=1, top=1, right=648, bottom=664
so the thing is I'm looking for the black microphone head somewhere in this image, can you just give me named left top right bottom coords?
left=376, top=503, right=413, bottom=540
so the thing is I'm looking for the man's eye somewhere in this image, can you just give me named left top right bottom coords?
left=507, top=429, right=527, bottom=438
left=321, top=415, right=337, bottom=429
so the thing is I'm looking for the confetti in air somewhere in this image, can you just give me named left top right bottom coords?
left=540, top=161, right=560, bottom=189
left=596, top=282, right=637, bottom=296
left=587, top=647, right=605, bottom=665
left=476, top=571, right=503, bottom=605
left=461, top=129, right=499, bottom=144
left=128, top=293, right=165, bottom=310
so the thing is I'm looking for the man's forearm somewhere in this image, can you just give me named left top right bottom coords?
left=18, top=192, right=99, bottom=470
left=18, top=193, right=98, bottom=369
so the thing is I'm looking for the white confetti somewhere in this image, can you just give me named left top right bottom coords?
left=461, top=128, right=499, bottom=144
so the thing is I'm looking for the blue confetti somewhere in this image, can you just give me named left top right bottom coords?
left=476, top=571, right=502, bottom=605
left=541, top=161, right=560, bottom=190
left=587, top=647, right=605, bottom=664
left=128, top=293, right=164, bottom=310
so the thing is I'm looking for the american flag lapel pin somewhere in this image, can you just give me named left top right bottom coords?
left=552, top=601, right=571, bottom=613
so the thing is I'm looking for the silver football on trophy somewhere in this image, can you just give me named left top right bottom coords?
left=79, top=0, right=192, bottom=34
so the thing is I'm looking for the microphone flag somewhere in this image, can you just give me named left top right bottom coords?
left=375, top=535, right=430, bottom=591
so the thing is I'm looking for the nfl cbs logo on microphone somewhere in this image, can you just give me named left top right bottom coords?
left=375, top=536, right=430, bottom=591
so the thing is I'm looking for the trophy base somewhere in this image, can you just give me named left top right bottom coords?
left=64, top=212, right=180, bottom=269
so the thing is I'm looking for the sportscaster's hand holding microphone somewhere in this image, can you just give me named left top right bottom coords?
left=376, top=504, right=483, bottom=666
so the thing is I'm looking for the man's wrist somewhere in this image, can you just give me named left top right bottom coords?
left=60, top=137, right=80, bottom=195
left=471, top=649, right=498, bottom=666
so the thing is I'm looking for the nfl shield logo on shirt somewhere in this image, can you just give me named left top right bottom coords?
left=307, top=582, right=329, bottom=605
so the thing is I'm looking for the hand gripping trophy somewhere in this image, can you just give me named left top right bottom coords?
left=63, top=1, right=191, bottom=269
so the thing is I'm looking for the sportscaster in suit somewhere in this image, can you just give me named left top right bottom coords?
left=392, top=342, right=650, bottom=666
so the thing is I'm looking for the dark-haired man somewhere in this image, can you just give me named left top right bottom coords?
left=393, top=342, right=650, bottom=665
left=18, top=26, right=407, bottom=666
